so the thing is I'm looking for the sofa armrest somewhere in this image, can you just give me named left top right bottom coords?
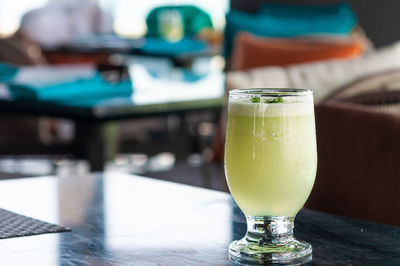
left=306, top=101, right=400, bottom=226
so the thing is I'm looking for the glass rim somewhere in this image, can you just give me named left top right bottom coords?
left=229, top=88, right=313, bottom=97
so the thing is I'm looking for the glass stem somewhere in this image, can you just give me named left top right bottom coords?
left=245, top=216, right=295, bottom=245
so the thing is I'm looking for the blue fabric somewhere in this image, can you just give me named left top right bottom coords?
left=9, top=73, right=133, bottom=102
left=258, top=3, right=356, bottom=20
left=224, top=3, right=357, bottom=57
left=140, top=37, right=207, bottom=56
left=0, top=63, right=18, bottom=82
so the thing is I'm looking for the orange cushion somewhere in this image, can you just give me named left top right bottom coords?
left=231, top=32, right=365, bottom=71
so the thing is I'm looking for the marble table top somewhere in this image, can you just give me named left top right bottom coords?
left=0, top=171, right=399, bottom=265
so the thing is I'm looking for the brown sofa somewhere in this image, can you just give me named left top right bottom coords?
left=306, top=100, right=400, bottom=226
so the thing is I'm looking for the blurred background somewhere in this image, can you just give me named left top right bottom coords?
left=0, top=0, right=229, bottom=185
left=0, top=0, right=228, bottom=38
left=1, top=0, right=400, bottom=227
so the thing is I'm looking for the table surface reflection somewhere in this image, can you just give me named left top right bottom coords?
left=0, top=172, right=399, bottom=265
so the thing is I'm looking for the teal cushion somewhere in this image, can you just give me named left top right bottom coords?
left=140, top=37, right=207, bottom=56
left=225, top=3, right=357, bottom=57
left=9, top=73, right=133, bottom=102
left=259, top=2, right=356, bottom=21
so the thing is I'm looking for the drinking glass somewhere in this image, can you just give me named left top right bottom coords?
left=158, top=9, right=184, bottom=42
left=224, top=89, right=317, bottom=264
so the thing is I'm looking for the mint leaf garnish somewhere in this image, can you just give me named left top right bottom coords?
left=264, top=97, right=283, bottom=103
left=250, top=97, right=260, bottom=103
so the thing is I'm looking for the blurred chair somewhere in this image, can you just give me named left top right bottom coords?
left=307, top=100, right=400, bottom=226
left=231, top=32, right=364, bottom=71
left=303, top=69, right=400, bottom=226
left=146, top=5, right=213, bottom=40
left=19, top=0, right=113, bottom=48
left=0, top=33, right=46, bottom=66
left=19, top=0, right=113, bottom=65
left=324, top=69, right=400, bottom=103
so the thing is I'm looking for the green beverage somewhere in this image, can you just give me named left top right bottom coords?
left=224, top=89, right=317, bottom=264
left=225, top=96, right=317, bottom=217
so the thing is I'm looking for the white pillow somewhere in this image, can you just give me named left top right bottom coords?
left=227, top=41, right=400, bottom=103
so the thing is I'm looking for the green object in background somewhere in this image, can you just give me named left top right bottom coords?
left=146, top=5, right=213, bottom=40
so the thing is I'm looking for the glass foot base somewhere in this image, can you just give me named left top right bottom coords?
left=229, top=238, right=312, bottom=265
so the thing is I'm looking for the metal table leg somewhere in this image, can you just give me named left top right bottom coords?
left=74, top=121, right=119, bottom=171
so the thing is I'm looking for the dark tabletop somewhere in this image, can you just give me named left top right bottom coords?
left=41, top=35, right=221, bottom=61
left=0, top=171, right=399, bottom=265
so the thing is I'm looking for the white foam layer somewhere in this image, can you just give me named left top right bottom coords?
left=229, top=97, right=314, bottom=117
